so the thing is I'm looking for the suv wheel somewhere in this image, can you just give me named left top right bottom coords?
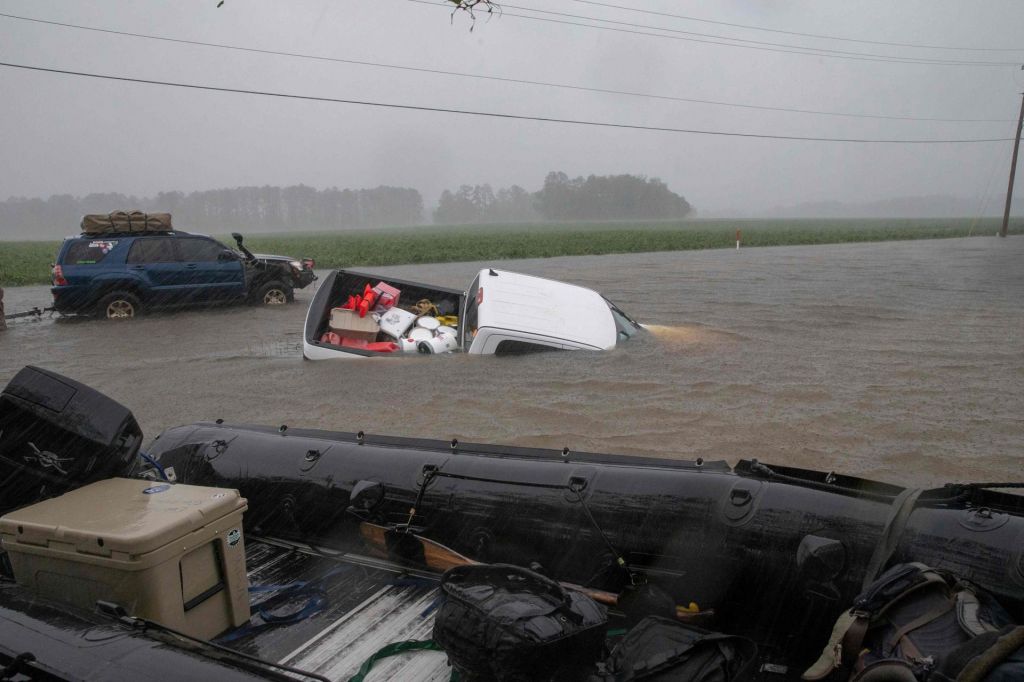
left=254, top=281, right=292, bottom=306
left=97, top=291, right=142, bottom=320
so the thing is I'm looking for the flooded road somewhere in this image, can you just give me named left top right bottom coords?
left=1, top=236, right=1021, bottom=488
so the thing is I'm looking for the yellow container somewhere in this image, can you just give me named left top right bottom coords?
left=0, top=478, right=249, bottom=640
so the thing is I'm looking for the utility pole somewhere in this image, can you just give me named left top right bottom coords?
left=1000, top=89, right=1024, bottom=238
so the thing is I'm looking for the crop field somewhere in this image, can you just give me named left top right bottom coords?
left=1, top=217, right=1020, bottom=287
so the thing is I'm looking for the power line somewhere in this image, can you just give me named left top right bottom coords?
left=407, top=0, right=1021, bottom=67
left=497, top=1, right=1019, bottom=66
left=0, top=12, right=1011, bottom=124
left=570, top=0, right=1024, bottom=54
left=0, top=61, right=1014, bottom=144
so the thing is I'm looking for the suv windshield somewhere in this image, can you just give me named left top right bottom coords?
left=63, top=239, right=119, bottom=265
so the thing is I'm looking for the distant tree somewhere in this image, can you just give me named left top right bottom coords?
left=433, top=183, right=539, bottom=224
left=533, top=171, right=692, bottom=221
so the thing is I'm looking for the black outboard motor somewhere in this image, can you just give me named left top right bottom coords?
left=0, top=366, right=142, bottom=516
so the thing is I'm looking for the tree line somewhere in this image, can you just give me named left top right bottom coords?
left=1, top=172, right=693, bottom=238
left=434, top=172, right=692, bottom=224
left=0, top=185, right=424, bottom=237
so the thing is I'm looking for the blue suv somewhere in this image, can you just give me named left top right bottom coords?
left=51, top=231, right=316, bottom=319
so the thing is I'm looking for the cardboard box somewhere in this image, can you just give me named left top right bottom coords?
left=329, top=307, right=380, bottom=341
left=0, top=478, right=249, bottom=640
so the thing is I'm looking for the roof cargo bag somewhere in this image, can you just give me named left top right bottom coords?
left=81, top=211, right=172, bottom=234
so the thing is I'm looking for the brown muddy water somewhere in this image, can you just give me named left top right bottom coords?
left=1, top=236, right=1021, bottom=488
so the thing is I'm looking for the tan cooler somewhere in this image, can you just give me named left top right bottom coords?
left=0, top=478, right=249, bottom=640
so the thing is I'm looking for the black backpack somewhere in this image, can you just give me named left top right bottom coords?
left=803, top=562, right=1023, bottom=682
left=590, top=616, right=758, bottom=682
left=432, top=563, right=608, bottom=682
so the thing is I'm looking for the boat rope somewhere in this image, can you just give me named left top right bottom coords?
left=568, top=483, right=637, bottom=584
left=216, top=565, right=353, bottom=643
left=959, top=482, right=1024, bottom=490
left=98, top=605, right=332, bottom=682
left=347, top=640, right=457, bottom=682
left=410, top=465, right=637, bottom=581
left=138, top=451, right=169, bottom=481
left=746, top=461, right=897, bottom=503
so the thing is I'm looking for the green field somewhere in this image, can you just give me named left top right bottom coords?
left=1, top=217, right=1021, bottom=288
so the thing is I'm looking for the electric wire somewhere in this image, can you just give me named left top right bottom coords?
left=0, top=11, right=1013, bottom=123
left=968, top=143, right=1011, bottom=236
left=408, top=0, right=1021, bottom=67
left=494, top=1, right=1019, bottom=66
left=0, top=61, right=1015, bottom=144
left=569, top=0, right=1024, bottom=54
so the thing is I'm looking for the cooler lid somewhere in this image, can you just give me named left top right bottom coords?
left=0, top=478, right=246, bottom=557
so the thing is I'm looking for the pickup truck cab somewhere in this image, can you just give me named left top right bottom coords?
left=303, top=268, right=642, bottom=359
left=51, top=231, right=316, bottom=319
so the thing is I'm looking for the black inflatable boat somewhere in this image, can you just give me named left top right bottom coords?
left=1, top=366, right=1021, bottom=681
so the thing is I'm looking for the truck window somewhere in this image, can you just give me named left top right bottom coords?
left=63, top=240, right=119, bottom=265
left=127, top=238, right=177, bottom=264
left=177, top=238, right=224, bottom=262
left=495, top=340, right=557, bottom=355
left=464, top=275, right=481, bottom=338
left=605, top=298, right=642, bottom=343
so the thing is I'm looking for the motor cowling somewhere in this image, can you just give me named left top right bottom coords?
left=0, top=366, right=142, bottom=515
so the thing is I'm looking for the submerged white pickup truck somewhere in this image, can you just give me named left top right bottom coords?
left=302, top=267, right=642, bottom=359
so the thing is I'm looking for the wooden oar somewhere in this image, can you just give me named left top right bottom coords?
left=358, top=522, right=710, bottom=621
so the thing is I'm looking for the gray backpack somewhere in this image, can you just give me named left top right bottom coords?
left=803, top=563, right=1023, bottom=682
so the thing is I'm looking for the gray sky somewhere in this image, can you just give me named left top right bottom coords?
left=1, top=0, right=1023, bottom=218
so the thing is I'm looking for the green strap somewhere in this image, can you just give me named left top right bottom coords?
left=347, top=639, right=458, bottom=682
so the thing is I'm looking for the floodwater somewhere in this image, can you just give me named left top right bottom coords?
left=1, top=236, right=1021, bottom=488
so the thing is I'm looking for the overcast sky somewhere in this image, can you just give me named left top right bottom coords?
left=1, top=0, right=1023, bottom=218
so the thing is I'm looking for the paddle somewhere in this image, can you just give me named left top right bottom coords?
left=358, top=522, right=710, bottom=621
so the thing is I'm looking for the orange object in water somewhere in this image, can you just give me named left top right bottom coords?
left=364, top=341, right=399, bottom=353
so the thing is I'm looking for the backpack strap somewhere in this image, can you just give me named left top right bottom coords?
left=861, top=488, right=924, bottom=591
left=882, top=595, right=956, bottom=659
left=854, top=660, right=919, bottom=682
left=803, top=610, right=869, bottom=681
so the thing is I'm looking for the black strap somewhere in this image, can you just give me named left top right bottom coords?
left=862, top=488, right=923, bottom=591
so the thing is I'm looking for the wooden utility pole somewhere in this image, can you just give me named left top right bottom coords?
left=1000, top=91, right=1024, bottom=238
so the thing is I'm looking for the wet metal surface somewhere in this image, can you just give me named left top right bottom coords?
left=240, top=540, right=451, bottom=681
left=1, top=236, right=1021, bottom=487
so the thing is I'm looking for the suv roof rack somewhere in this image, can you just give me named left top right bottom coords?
left=78, top=230, right=186, bottom=237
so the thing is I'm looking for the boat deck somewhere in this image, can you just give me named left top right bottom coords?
left=232, top=539, right=453, bottom=681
